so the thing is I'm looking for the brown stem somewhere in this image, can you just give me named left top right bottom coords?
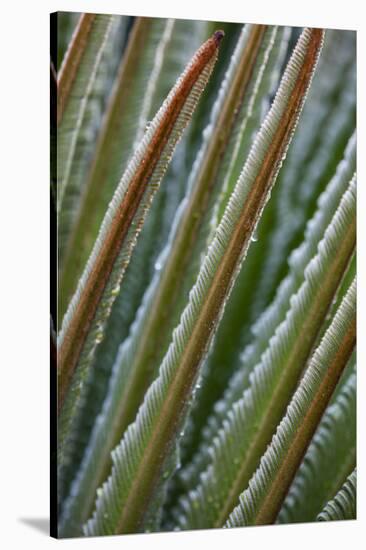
left=255, top=317, right=356, bottom=525
left=57, top=31, right=223, bottom=413
left=114, top=28, right=324, bottom=534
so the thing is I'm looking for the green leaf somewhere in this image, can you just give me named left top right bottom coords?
left=317, top=469, right=356, bottom=521
left=325, top=250, right=356, bottom=337
left=57, top=29, right=223, bottom=416
left=226, top=278, right=356, bottom=527
left=177, top=174, right=355, bottom=529
left=207, top=27, right=290, bottom=231
left=58, top=17, right=189, bottom=321
left=185, top=30, right=356, bottom=455
left=56, top=11, right=80, bottom=71
left=185, top=21, right=242, bottom=161
left=57, top=18, right=211, bottom=518
left=173, top=133, right=356, bottom=499
left=250, top=29, right=357, bottom=315
left=82, top=27, right=325, bottom=537
left=58, top=24, right=289, bottom=535
left=57, top=14, right=117, bottom=265
left=278, top=362, right=356, bottom=523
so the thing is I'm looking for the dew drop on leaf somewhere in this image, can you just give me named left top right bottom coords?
left=251, top=229, right=258, bottom=242
left=95, top=332, right=103, bottom=344
left=110, top=285, right=120, bottom=296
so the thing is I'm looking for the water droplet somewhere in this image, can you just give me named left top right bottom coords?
left=111, top=285, right=120, bottom=296
left=155, top=260, right=162, bottom=271
left=251, top=229, right=258, bottom=242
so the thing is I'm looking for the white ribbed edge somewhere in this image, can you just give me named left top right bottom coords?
left=316, top=468, right=356, bottom=521
left=134, top=19, right=176, bottom=145
left=59, top=26, right=261, bottom=535
left=209, top=25, right=280, bottom=234
left=57, top=43, right=219, bottom=477
left=168, top=26, right=293, bottom=506
left=278, top=365, right=356, bottom=524
left=58, top=37, right=218, bottom=348
left=183, top=24, right=248, bottom=201
left=226, top=277, right=356, bottom=527
left=84, top=28, right=324, bottom=537
left=177, top=173, right=355, bottom=530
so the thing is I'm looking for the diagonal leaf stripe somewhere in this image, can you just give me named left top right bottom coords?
left=178, top=173, right=355, bottom=529
left=57, top=30, right=224, bottom=416
left=58, top=24, right=289, bottom=537
left=58, top=14, right=120, bottom=270
left=83, top=27, right=325, bottom=536
left=57, top=13, right=96, bottom=125
left=244, top=28, right=356, bottom=326
left=226, top=277, right=356, bottom=527
left=317, top=469, right=356, bottom=521
left=278, top=362, right=356, bottom=523
left=57, top=19, right=211, bottom=524
left=58, top=17, right=180, bottom=320
left=174, top=132, right=356, bottom=497
left=57, top=14, right=115, bottom=215
left=186, top=29, right=356, bottom=454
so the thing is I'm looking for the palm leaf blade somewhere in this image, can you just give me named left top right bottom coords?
left=57, top=14, right=117, bottom=263
left=57, top=19, right=212, bottom=521
left=185, top=29, right=356, bottom=456
left=317, top=469, right=356, bottom=521
left=226, top=278, right=356, bottom=526
left=278, top=363, right=356, bottom=523
left=57, top=32, right=224, bottom=519
left=178, top=173, right=355, bottom=529
left=83, top=27, right=325, bottom=537
left=173, top=133, right=356, bottom=501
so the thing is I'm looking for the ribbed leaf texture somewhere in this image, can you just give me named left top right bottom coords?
left=57, top=28, right=223, bottom=496
left=57, top=14, right=116, bottom=263
left=244, top=28, right=356, bottom=322
left=173, top=132, right=356, bottom=498
left=317, top=469, right=356, bottom=521
left=55, top=18, right=356, bottom=539
left=226, top=278, right=356, bottom=527
left=83, top=27, right=324, bottom=537
left=176, top=170, right=355, bottom=529
left=59, top=23, right=287, bottom=537
left=278, top=363, right=356, bottom=523
left=179, top=28, right=356, bottom=465
left=57, top=18, right=210, bottom=518
left=58, top=18, right=207, bottom=319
